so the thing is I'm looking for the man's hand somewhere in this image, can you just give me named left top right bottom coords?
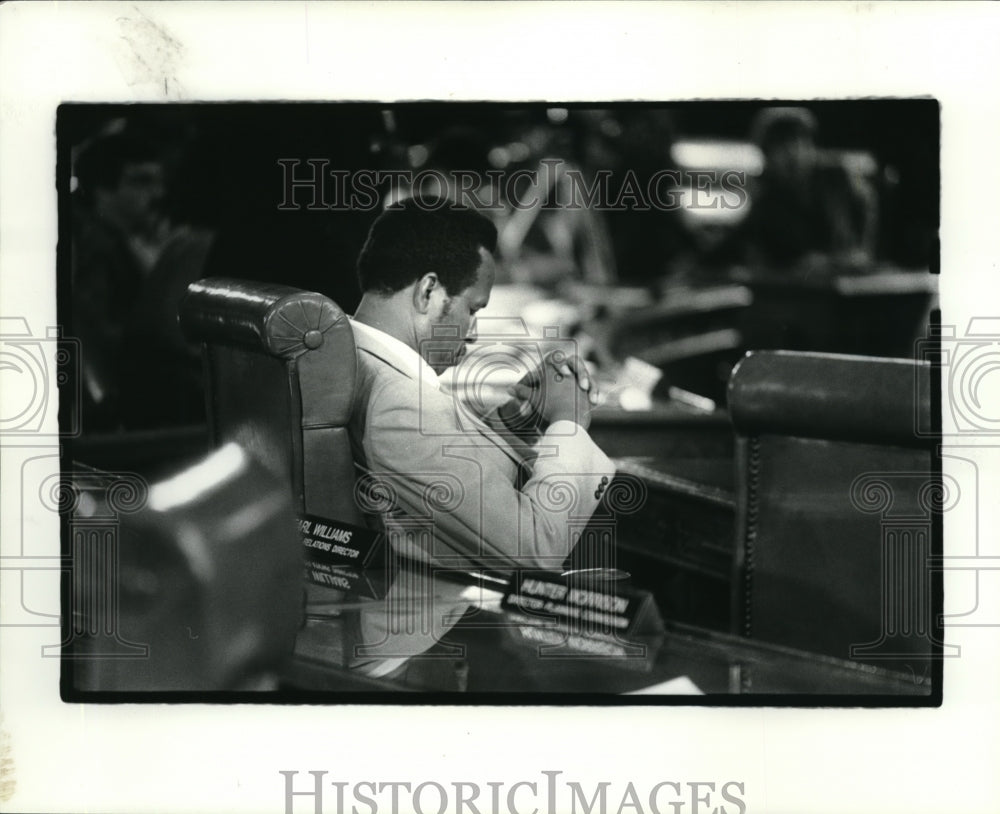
left=508, top=350, right=598, bottom=430
left=518, top=351, right=598, bottom=404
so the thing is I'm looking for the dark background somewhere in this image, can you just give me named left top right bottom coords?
left=58, top=99, right=940, bottom=318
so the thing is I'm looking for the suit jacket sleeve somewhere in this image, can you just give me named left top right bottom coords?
left=359, top=378, right=617, bottom=571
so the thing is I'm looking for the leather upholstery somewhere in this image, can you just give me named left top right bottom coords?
left=179, top=277, right=362, bottom=524
left=730, top=350, right=931, bottom=447
left=70, top=445, right=302, bottom=691
left=729, top=350, right=940, bottom=671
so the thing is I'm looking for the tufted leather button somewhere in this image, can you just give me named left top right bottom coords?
left=601, top=476, right=609, bottom=485
left=594, top=489, right=602, bottom=499
left=303, top=329, right=324, bottom=350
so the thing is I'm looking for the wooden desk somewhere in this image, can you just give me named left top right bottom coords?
left=283, top=570, right=932, bottom=700
left=608, top=456, right=735, bottom=631
left=588, top=405, right=733, bottom=460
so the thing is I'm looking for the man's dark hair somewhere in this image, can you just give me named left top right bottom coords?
left=751, top=107, right=818, bottom=154
left=356, top=196, right=498, bottom=295
left=74, top=132, right=161, bottom=199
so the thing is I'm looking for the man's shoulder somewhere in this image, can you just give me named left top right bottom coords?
left=356, top=346, right=416, bottom=393
left=355, top=347, right=453, bottom=420
left=354, top=347, right=403, bottom=409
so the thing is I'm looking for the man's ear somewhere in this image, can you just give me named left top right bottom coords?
left=413, top=273, right=439, bottom=315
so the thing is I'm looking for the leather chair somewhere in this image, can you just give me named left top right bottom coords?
left=728, top=350, right=942, bottom=673
left=178, top=277, right=362, bottom=525
left=68, top=444, right=302, bottom=692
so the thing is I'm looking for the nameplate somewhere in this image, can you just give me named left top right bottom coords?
left=507, top=624, right=659, bottom=669
left=304, top=558, right=391, bottom=600
left=500, top=571, right=664, bottom=665
left=297, top=513, right=384, bottom=568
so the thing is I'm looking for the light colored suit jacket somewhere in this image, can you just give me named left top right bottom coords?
left=348, top=321, right=617, bottom=571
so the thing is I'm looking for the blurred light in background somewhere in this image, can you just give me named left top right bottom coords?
left=671, top=139, right=764, bottom=175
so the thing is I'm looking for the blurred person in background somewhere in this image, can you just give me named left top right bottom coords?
left=72, top=128, right=170, bottom=429
left=576, top=109, right=689, bottom=287
left=73, top=123, right=213, bottom=431
left=740, top=107, right=878, bottom=274
left=401, top=118, right=617, bottom=292
left=495, top=111, right=618, bottom=291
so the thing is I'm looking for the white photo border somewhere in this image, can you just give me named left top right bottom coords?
left=1, top=3, right=999, bottom=813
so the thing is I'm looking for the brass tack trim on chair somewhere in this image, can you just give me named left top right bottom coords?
left=742, top=435, right=762, bottom=638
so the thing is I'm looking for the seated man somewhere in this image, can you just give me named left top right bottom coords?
left=742, top=106, right=878, bottom=273
left=349, top=196, right=616, bottom=572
